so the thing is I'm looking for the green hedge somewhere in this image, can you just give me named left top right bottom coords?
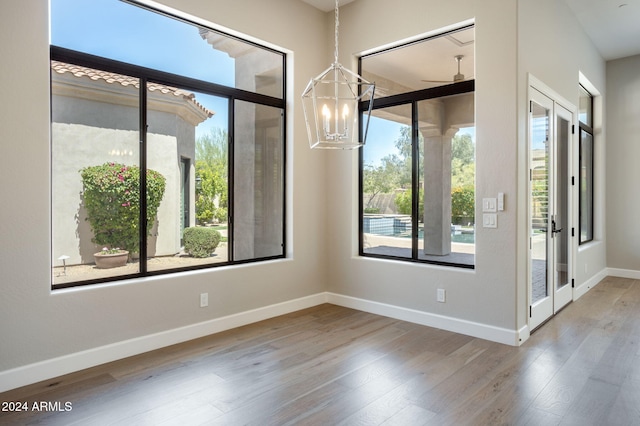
left=183, top=227, right=221, bottom=258
left=80, top=162, right=165, bottom=253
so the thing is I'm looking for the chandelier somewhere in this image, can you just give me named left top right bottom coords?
left=301, top=0, right=375, bottom=149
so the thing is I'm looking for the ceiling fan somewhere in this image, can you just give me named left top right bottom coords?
left=421, top=55, right=470, bottom=84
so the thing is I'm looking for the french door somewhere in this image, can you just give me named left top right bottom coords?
left=528, top=87, right=574, bottom=331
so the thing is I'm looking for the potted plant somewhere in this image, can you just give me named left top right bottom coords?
left=94, top=247, right=129, bottom=269
left=80, top=162, right=166, bottom=267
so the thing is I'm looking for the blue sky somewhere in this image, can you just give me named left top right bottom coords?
left=531, top=117, right=549, bottom=150
left=51, top=0, right=477, bottom=154
left=364, top=116, right=406, bottom=166
left=365, top=115, right=476, bottom=166
left=50, top=0, right=233, bottom=137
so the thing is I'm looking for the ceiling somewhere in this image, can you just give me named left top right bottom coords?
left=563, top=0, right=640, bottom=60
left=361, top=27, right=475, bottom=93
left=300, top=0, right=355, bottom=12
left=301, top=0, right=640, bottom=61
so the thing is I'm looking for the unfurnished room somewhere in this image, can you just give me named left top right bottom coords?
left=1, top=0, right=639, bottom=424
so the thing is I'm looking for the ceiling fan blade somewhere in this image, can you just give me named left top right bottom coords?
left=421, top=55, right=467, bottom=84
left=420, top=79, right=454, bottom=83
left=421, top=77, right=471, bottom=84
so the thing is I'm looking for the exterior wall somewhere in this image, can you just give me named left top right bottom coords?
left=147, top=108, right=197, bottom=256
left=234, top=102, right=285, bottom=260
left=51, top=90, right=196, bottom=265
left=205, top=32, right=285, bottom=260
left=234, top=102, right=258, bottom=259
left=52, top=123, right=137, bottom=264
left=606, top=54, right=640, bottom=273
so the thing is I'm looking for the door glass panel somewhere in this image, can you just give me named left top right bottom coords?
left=555, top=115, right=570, bottom=290
left=579, top=85, right=592, bottom=127
left=147, top=89, right=229, bottom=272
left=579, top=129, right=594, bottom=243
left=530, top=101, right=550, bottom=304
left=362, top=105, right=412, bottom=258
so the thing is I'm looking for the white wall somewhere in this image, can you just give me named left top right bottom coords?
left=327, top=0, right=607, bottom=341
left=326, top=0, right=520, bottom=342
left=0, top=0, right=613, bottom=393
left=0, top=0, right=329, bottom=391
left=606, top=54, right=640, bottom=275
left=517, top=0, right=607, bottom=315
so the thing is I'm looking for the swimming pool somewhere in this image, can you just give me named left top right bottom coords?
left=450, top=232, right=475, bottom=244
left=363, top=216, right=475, bottom=243
left=414, top=229, right=475, bottom=243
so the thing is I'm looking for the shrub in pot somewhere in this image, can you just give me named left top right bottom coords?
left=183, top=227, right=221, bottom=258
left=81, top=162, right=166, bottom=257
left=94, top=247, right=129, bottom=269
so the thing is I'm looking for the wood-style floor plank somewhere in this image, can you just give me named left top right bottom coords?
left=1, top=277, right=639, bottom=425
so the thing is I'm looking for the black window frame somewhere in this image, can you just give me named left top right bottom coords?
left=358, top=80, right=475, bottom=269
left=50, top=5, right=286, bottom=289
left=578, top=84, right=594, bottom=245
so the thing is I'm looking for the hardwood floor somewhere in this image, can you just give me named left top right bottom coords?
left=1, top=276, right=639, bottom=425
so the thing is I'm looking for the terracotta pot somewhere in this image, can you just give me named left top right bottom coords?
left=94, top=251, right=129, bottom=269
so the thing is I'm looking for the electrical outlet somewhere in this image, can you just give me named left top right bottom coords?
left=200, top=292, right=208, bottom=308
left=437, top=288, right=446, bottom=303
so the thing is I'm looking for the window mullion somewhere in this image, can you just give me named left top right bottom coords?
left=139, top=78, right=148, bottom=274
left=228, top=98, right=235, bottom=262
left=411, top=102, right=419, bottom=260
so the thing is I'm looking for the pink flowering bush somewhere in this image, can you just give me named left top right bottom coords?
left=80, top=162, right=166, bottom=254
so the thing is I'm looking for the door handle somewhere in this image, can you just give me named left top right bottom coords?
left=552, top=219, right=562, bottom=234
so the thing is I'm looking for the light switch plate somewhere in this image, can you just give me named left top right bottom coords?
left=482, top=198, right=497, bottom=212
left=498, top=192, right=505, bottom=211
left=483, top=213, right=497, bottom=228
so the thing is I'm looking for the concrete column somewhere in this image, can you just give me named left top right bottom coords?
left=422, top=127, right=458, bottom=256
left=233, top=102, right=257, bottom=260
left=419, top=92, right=473, bottom=256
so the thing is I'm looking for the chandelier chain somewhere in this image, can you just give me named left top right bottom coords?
left=334, top=0, right=339, bottom=64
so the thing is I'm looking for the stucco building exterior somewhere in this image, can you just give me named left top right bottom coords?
left=51, top=60, right=213, bottom=265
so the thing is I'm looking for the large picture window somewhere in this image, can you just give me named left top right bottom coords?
left=359, top=26, right=475, bottom=268
left=50, top=0, right=286, bottom=288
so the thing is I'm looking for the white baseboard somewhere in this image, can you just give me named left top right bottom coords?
left=326, top=292, right=521, bottom=346
left=0, top=293, right=328, bottom=393
left=12, top=281, right=612, bottom=393
left=607, top=267, right=640, bottom=280
left=574, top=267, right=608, bottom=300
left=516, top=325, right=530, bottom=345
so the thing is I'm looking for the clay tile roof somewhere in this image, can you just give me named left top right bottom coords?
left=51, top=60, right=214, bottom=118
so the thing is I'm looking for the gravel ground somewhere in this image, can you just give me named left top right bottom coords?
left=52, top=243, right=228, bottom=285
